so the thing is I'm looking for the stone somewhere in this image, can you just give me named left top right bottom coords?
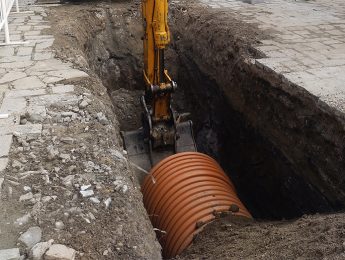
left=47, top=69, right=88, bottom=80
left=96, top=112, right=109, bottom=125
left=17, top=47, right=33, bottom=56
left=18, top=226, right=42, bottom=248
left=30, top=240, right=53, bottom=260
left=0, top=135, right=12, bottom=157
left=0, top=72, right=27, bottom=84
left=0, top=157, right=9, bottom=171
left=0, top=47, right=15, bottom=57
left=80, top=189, right=94, bottom=198
left=14, top=213, right=31, bottom=227
left=51, top=85, right=74, bottom=94
left=78, top=99, right=89, bottom=109
left=0, top=61, right=34, bottom=69
left=19, top=192, right=34, bottom=201
left=0, top=97, right=27, bottom=115
left=55, top=221, right=65, bottom=230
left=89, top=197, right=100, bottom=204
left=33, top=52, right=54, bottom=61
left=8, top=89, right=46, bottom=98
left=12, top=76, right=45, bottom=90
left=13, top=124, right=42, bottom=140
left=0, top=248, right=20, bottom=260
left=44, top=244, right=76, bottom=260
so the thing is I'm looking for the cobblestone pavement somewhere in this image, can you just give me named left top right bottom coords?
left=200, top=0, right=345, bottom=113
left=0, top=7, right=88, bottom=173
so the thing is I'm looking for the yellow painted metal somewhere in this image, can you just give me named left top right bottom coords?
left=142, top=0, right=172, bottom=122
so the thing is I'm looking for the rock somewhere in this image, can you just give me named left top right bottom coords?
left=0, top=248, right=20, bottom=260
left=89, top=197, right=100, bottom=204
left=59, top=153, right=70, bottom=161
left=18, top=226, right=42, bottom=248
left=55, top=221, right=65, bottom=230
left=62, top=175, right=74, bottom=187
left=80, top=184, right=91, bottom=191
left=14, top=213, right=31, bottom=227
left=19, top=192, right=34, bottom=202
left=80, top=189, right=94, bottom=198
left=96, top=112, right=109, bottom=125
left=60, top=137, right=74, bottom=144
left=44, top=244, right=76, bottom=260
left=30, top=240, right=53, bottom=260
left=104, top=197, right=111, bottom=209
left=24, top=186, right=32, bottom=192
left=47, top=146, right=59, bottom=160
left=78, top=99, right=89, bottom=109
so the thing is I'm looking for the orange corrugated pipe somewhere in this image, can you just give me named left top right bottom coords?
left=142, top=152, right=252, bottom=258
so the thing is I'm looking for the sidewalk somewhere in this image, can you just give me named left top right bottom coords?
left=200, top=0, right=345, bottom=113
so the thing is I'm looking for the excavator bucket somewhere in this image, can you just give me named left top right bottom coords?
left=121, top=120, right=196, bottom=176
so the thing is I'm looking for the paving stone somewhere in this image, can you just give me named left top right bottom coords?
left=47, top=69, right=88, bottom=80
left=0, top=72, right=27, bottom=84
left=52, top=85, right=74, bottom=94
left=0, top=157, right=9, bottom=172
left=0, top=55, right=32, bottom=63
left=14, top=124, right=42, bottom=139
left=0, top=47, right=15, bottom=57
left=17, top=47, right=34, bottom=56
left=0, top=61, right=34, bottom=69
left=0, top=248, right=20, bottom=260
left=0, top=97, right=27, bottom=115
left=28, top=94, right=79, bottom=107
left=0, top=135, right=12, bottom=158
left=12, top=76, right=45, bottom=90
left=7, top=88, right=46, bottom=98
left=33, top=51, right=54, bottom=61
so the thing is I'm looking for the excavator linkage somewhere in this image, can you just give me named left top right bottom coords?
left=121, top=120, right=196, bottom=172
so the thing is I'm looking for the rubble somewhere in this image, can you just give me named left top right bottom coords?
left=0, top=248, right=20, bottom=260
left=18, top=226, right=42, bottom=248
left=30, top=240, right=53, bottom=260
left=44, top=244, right=76, bottom=260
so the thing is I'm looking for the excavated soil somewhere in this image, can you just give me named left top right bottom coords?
left=48, top=0, right=345, bottom=259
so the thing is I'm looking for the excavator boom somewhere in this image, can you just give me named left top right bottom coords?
left=121, top=0, right=196, bottom=172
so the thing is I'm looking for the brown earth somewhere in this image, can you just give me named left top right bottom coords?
left=46, top=0, right=345, bottom=259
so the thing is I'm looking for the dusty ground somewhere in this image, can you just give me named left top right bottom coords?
left=45, top=0, right=345, bottom=259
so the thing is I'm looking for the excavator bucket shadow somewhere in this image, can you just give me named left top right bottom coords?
left=121, top=121, right=197, bottom=182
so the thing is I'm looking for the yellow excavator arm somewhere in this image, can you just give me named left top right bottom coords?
left=121, top=0, right=196, bottom=169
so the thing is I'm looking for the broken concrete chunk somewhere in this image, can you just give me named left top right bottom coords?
left=0, top=248, right=20, bottom=260
left=80, top=189, right=94, bottom=198
left=18, top=226, right=42, bottom=248
left=19, top=192, right=34, bottom=201
left=44, top=244, right=76, bottom=260
left=14, top=213, right=31, bottom=227
left=30, top=240, right=53, bottom=260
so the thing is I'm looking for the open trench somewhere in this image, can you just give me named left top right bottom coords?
left=50, top=0, right=345, bottom=257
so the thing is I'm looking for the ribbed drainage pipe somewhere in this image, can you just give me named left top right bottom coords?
left=142, top=152, right=251, bottom=258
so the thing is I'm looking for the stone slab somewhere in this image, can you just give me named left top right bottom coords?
left=13, top=124, right=42, bottom=139
left=0, top=135, right=13, bottom=158
left=51, top=85, right=74, bottom=94
left=0, top=248, right=20, bottom=260
left=12, top=76, right=46, bottom=90
left=0, top=97, right=27, bottom=115
left=0, top=157, right=9, bottom=172
left=0, top=72, right=27, bottom=84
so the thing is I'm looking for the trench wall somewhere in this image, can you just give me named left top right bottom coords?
left=170, top=2, right=345, bottom=219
